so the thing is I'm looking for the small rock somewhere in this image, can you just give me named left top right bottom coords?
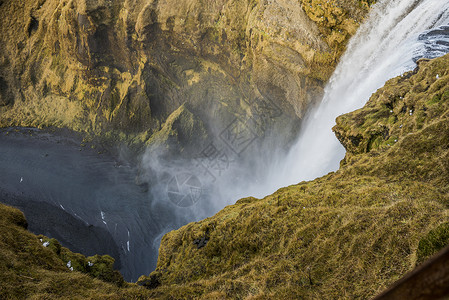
left=193, top=237, right=209, bottom=249
left=138, top=273, right=161, bottom=289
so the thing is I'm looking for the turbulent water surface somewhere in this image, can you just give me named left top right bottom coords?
left=1, top=0, right=449, bottom=282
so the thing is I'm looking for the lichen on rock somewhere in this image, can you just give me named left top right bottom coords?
left=0, top=0, right=373, bottom=155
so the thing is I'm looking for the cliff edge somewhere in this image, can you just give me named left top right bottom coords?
left=139, top=54, right=449, bottom=299
left=0, top=0, right=373, bottom=152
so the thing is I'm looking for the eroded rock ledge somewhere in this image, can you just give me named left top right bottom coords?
left=139, top=54, right=449, bottom=299
left=0, top=0, right=373, bottom=153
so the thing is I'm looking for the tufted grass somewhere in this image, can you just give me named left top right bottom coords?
left=139, top=54, right=449, bottom=299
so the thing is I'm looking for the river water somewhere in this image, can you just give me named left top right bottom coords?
left=0, top=128, right=166, bottom=281
left=1, top=0, right=449, bottom=282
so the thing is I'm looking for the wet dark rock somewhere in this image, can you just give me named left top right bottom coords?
left=137, top=273, right=161, bottom=289
left=193, top=236, right=209, bottom=249
left=414, top=25, right=449, bottom=62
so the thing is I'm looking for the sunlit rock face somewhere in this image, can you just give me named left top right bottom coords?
left=139, top=52, right=449, bottom=300
left=0, top=0, right=374, bottom=283
left=0, top=0, right=372, bottom=154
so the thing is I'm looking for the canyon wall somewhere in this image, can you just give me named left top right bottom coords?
left=0, top=0, right=373, bottom=153
left=2, top=52, right=449, bottom=299
left=139, top=53, right=449, bottom=299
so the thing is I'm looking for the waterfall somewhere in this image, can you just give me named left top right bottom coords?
left=259, top=0, right=449, bottom=195
left=2, top=0, right=449, bottom=283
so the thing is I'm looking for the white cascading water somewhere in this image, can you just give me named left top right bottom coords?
left=255, top=0, right=449, bottom=195
left=136, top=0, right=449, bottom=279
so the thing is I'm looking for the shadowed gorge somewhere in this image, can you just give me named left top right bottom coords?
left=0, top=0, right=372, bottom=143
left=1, top=0, right=449, bottom=299
left=139, top=52, right=449, bottom=299
left=0, top=0, right=375, bottom=283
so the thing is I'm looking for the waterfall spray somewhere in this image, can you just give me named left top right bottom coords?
left=134, top=0, right=449, bottom=279
left=258, top=0, right=449, bottom=195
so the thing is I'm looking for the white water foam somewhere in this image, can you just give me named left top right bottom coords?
left=134, top=0, right=449, bottom=279
left=256, top=0, right=449, bottom=195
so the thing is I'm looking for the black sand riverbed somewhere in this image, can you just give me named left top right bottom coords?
left=0, top=128, right=169, bottom=281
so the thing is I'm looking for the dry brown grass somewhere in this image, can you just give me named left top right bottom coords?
left=139, top=54, right=449, bottom=299
left=0, top=203, right=152, bottom=299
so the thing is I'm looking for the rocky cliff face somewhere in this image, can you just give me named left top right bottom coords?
left=2, top=2, right=449, bottom=298
left=0, top=0, right=372, bottom=153
left=0, top=200, right=153, bottom=298
left=2, top=53, right=448, bottom=299
left=137, top=54, right=449, bottom=299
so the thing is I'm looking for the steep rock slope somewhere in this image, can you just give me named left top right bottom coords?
left=0, top=201, right=152, bottom=299
left=0, top=0, right=373, bottom=152
left=139, top=54, right=449, bottom=299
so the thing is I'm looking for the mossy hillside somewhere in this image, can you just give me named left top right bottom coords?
left=416, top=222, right=449, bottom=265
left=38, top=238, right=125, bottom=287
left=0, top=0, right=373, bottom=156
left=144, top=104, right=208, bottom=158
left=334, top=57, right=449, bottom=157
left=139, top=54, right=449, bottom=299
left=0, top=202, right=152, bottom=299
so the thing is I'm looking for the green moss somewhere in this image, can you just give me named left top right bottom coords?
left=35, top=236, right=125, bottom=286
left=334, top=54, right=449, bottom=156
left=442, top=89, right=449, bottom=101
left=136, top=54, right=449, bottom=299
left=427, top=94, right=441, bottom=106
left=46, top=238, right=62, bottom=256
left=86, top=254, right=125, bottom=286
left=417, top=223, right=449, bottom=265
left=0, top=203, right=150, bottom=299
